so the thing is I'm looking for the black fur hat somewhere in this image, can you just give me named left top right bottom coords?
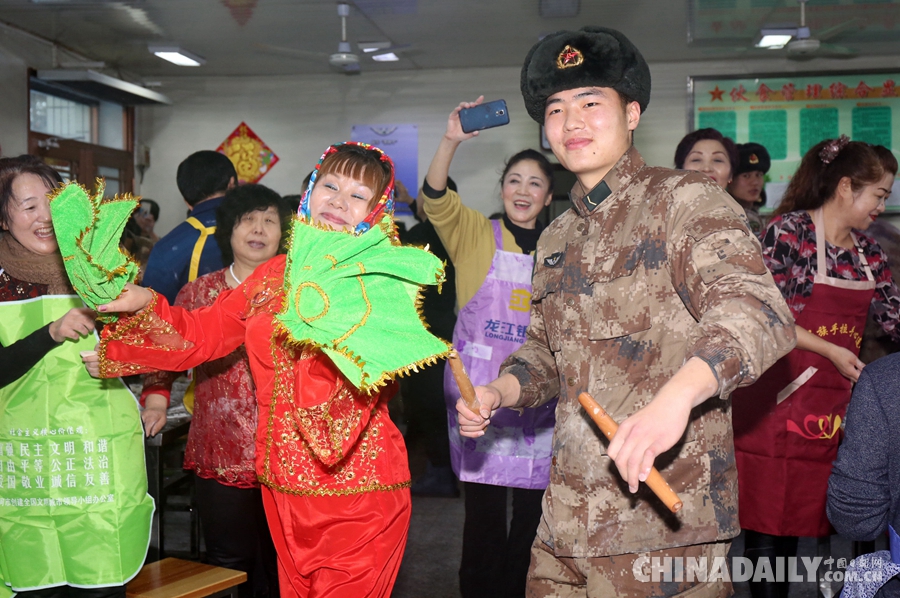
left=520, top=27, right=651, bottom=124
left=734, top=142, right=771, bottom=175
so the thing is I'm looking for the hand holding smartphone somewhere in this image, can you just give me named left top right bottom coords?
left=459, top=99, right=510, bottom=134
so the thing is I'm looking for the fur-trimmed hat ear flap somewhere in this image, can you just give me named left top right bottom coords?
left=520, top=26, right=651, bottom=124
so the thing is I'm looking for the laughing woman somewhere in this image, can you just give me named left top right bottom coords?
left=0, top=156, right=153, bottom=598
left=423, top=97, right=556, bottom=598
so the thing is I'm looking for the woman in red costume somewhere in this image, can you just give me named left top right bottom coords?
left=85, top=143, right=440, bottom=598
left=140, top=184, right=289, bottom=598
left=732, top=138, right=900, bottom=598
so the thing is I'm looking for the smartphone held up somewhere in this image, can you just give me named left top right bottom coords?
left=459, top=99, right=510, bottom=134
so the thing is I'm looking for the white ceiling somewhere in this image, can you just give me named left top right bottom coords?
left=0, top=0, right=898, bottom=84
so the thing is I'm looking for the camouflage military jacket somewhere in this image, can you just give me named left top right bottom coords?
left=502, top=147, right=795, bottom=558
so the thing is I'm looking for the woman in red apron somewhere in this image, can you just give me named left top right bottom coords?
left=733, top=137, right=900, bottom=598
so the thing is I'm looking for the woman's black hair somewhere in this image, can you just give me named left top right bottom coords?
left=0, top=155, right=63, bottom=226
left=215, top=184, right=291, bottom=265
left=500, top=149, right=554, bottom=190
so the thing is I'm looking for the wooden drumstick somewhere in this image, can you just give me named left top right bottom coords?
left=448, top=351, right=480, bottom=413
left=577, top=392, right=683, bottom=514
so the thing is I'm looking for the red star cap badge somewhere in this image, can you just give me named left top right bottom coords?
left=556, top=45, right=584, bottom=69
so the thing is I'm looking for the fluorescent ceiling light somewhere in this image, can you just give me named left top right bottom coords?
left=372, top=52, right=399, bottom=62
left=148, top=45, right=205, bottom=67
left=359, top=41, right=390, bottom=53
left=755, top=28, right=796, bottom=49
left=757, top=35, right=792, bottom=49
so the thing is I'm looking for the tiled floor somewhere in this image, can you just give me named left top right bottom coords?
left=157, top=392, right=883, bottom=597
left=163, top=467, right=881, bottom=598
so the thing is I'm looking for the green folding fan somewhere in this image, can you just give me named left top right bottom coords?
left=276, top=216, right=451, bottom=392
left=49, top=179, right=139, bottom=321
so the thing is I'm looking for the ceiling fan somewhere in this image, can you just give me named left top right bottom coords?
left=328, top=3, right=360, bottom=74
left=701, top=0, right=864, bottom=59
left=757, top=0, right=863, bottom=59
left=254, top=3, right=410, bottom=74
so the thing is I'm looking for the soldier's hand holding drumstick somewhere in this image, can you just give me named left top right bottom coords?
left=578, top=392, right=682, bottom=513
left=455, top=355, right=717, bottom=511
left=453, top=355, right=682, bottom=512
left=452, top=353, right=520, bottom=437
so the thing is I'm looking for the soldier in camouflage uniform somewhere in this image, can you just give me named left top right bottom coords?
left=456, top=27, right=797, bottom=597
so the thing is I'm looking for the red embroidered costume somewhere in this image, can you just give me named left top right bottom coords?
left=100, top=255, right=411, bottom=596
left=95, top=142, right=450, bottom=597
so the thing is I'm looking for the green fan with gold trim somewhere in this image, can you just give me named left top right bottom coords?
left=49, top=179, right=140, bottom=321
left=276, top=215, right=451, bottom=392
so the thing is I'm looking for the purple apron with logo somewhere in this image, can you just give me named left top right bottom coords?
left=444, top=220, right=556, bottom=489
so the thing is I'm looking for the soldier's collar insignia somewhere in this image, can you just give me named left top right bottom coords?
left=582, top=181, right=612, bottom=212
left=556, top=45, right=584, bottom=70
left=749, top=154, right=759, bottom=164
left=544, top=252, right=564, bottom=268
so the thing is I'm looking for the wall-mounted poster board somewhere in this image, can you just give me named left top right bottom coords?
left=689, top=71, right=900, bottom=211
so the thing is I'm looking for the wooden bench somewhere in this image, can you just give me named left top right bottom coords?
left=126, top=558, right=247, bottom=598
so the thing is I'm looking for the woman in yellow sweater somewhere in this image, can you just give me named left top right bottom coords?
left=423, top=97, right=556, bottom=598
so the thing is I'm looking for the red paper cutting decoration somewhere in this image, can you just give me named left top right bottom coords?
left=221, top=0, right=258, bottom=26
left=216, top=122, right=279, bottom=184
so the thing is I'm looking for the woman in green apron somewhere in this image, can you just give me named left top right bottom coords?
left=0, top=155, right=153, bottom=598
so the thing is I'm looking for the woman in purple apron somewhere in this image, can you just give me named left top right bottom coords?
left=421, top=97, right=556, bottom=598
left=732, top=138, right=900, bottom=598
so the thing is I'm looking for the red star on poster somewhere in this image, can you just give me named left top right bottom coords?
left=709, top=86, right=725, bottom=102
